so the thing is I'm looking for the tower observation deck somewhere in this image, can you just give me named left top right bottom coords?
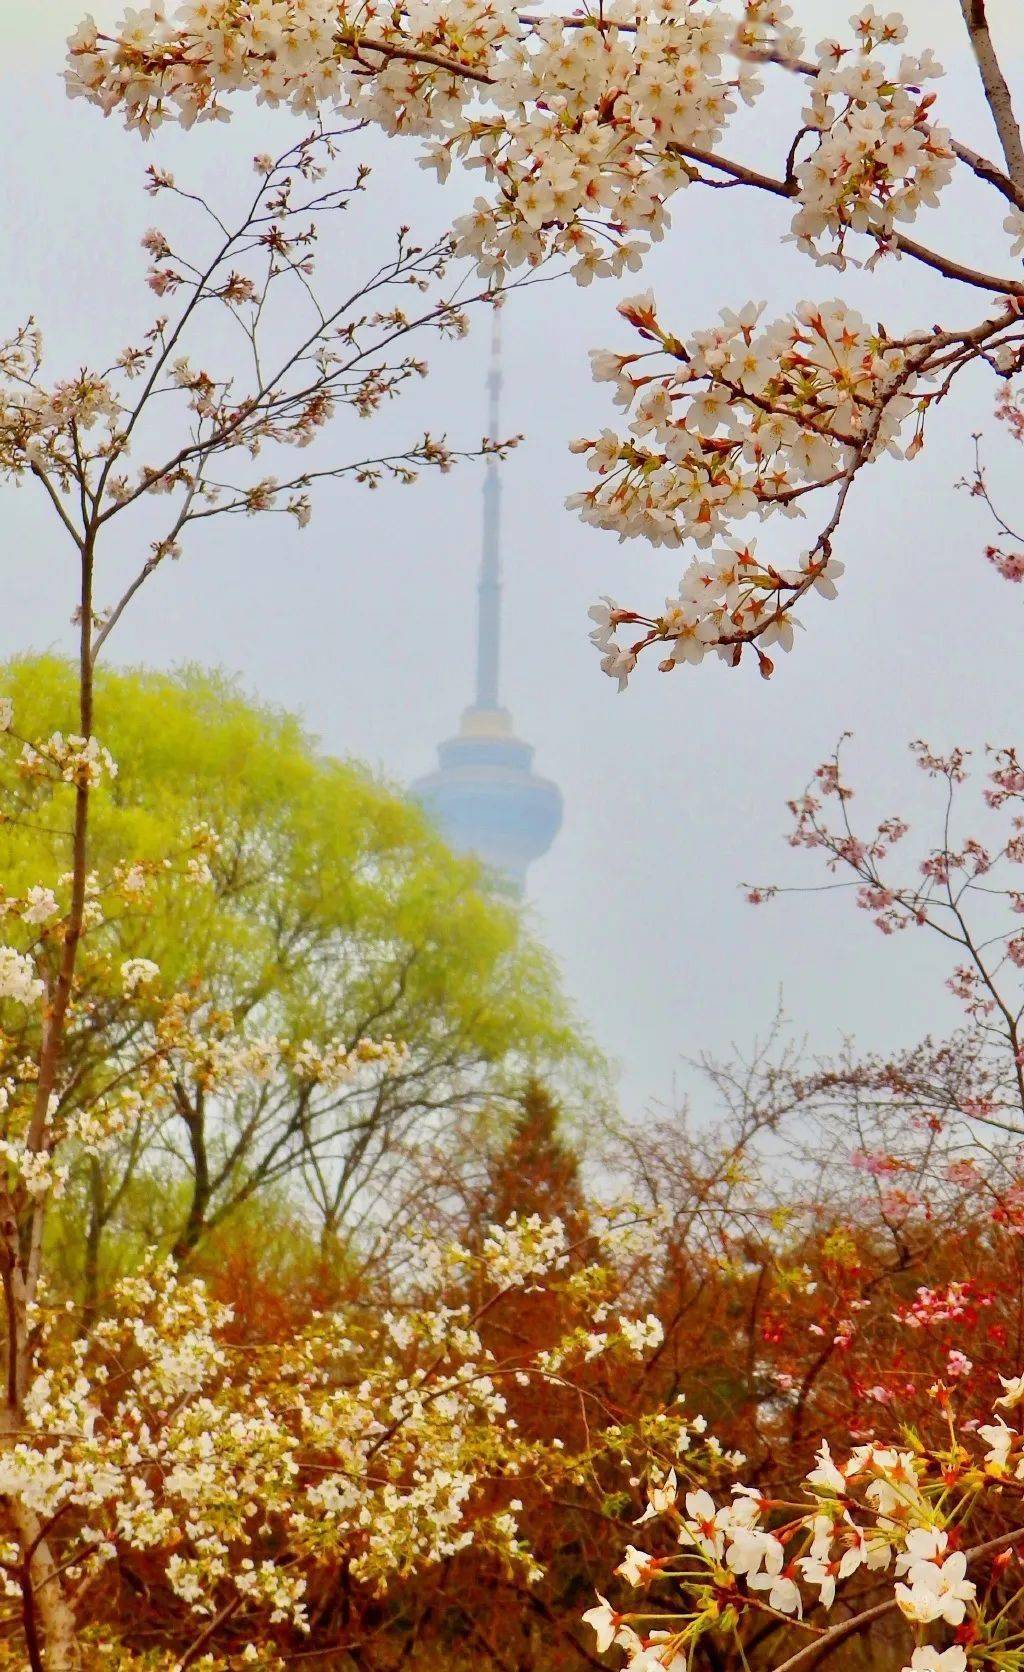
left=411, top=315, right=562, bottom=897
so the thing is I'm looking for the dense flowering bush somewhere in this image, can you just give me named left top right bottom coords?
left=0, top=1181, right=713, bottom=1663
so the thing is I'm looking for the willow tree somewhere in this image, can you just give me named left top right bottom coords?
left=0, top=656, right=593, bottom=1309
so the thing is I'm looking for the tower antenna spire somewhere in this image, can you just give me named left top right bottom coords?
left=475, top=308, right=503, bottom=710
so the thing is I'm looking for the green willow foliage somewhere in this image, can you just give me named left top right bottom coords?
left=0, top=657, right=597, bottom=1296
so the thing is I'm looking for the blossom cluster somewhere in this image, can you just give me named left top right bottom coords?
left=292, top=1032, right=409, bottom=1087
left=0, top=1140, right=68, bottom=1200
left=589, top=1387, right=1024, bottom=1668
left=579, top=293, right=910, bottom=683
left=0, top=944, right=44, bottom=1007
left=19, top=730, right=118, bottom=788
left=443, top=2, right=771, bottom=286
left=793, top=14, right=953, bottom=267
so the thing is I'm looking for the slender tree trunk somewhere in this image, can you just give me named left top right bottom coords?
left=1, top=1412, right=81, bottom=1670
left=319, top=1211, right=340, bottom=1258
left=174, top=1092, right=211, bottom=1258
left=80, top=1162, right=105, bottom=1331
left=0, top=534, right=97, bottom=1666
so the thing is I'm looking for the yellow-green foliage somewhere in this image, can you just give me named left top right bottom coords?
left=0, top=656, right=599, bottom=1297
left=0, top=654, right=590, bottom=1083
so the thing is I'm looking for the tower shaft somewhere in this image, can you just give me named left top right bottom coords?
left=475, top=312, right=503, bottom=710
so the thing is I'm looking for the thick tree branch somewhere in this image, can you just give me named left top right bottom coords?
left=958, top=0, right=1024, bottom=188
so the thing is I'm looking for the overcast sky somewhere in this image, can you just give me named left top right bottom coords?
left=3, top=2, right=1024, bottom=1115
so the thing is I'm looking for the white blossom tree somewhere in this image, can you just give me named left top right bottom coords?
left=67, top=0, right=1024, bottom=684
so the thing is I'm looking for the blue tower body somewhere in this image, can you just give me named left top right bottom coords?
left=413, top=705, right=563, bottom=897
left=412, top=317, right=562, bottom=897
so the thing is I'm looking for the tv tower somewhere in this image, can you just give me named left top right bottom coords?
left=411, top=313, right=562, bottom=896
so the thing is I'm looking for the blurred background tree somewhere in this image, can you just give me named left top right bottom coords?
left=0, top=656, right=599, bottom=1314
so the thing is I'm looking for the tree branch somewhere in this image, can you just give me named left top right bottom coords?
left=675, top=145, right=1024, bottom=296
left=958, top=0, right=1024, bottom=188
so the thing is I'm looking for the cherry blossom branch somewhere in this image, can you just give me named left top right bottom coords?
left=738, top=39, right=1024, bottom=210
left=676, top=144, right=1024, bottom=296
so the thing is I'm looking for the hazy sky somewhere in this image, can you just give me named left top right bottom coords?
left=3, top=2, right=1024, bottom=1114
